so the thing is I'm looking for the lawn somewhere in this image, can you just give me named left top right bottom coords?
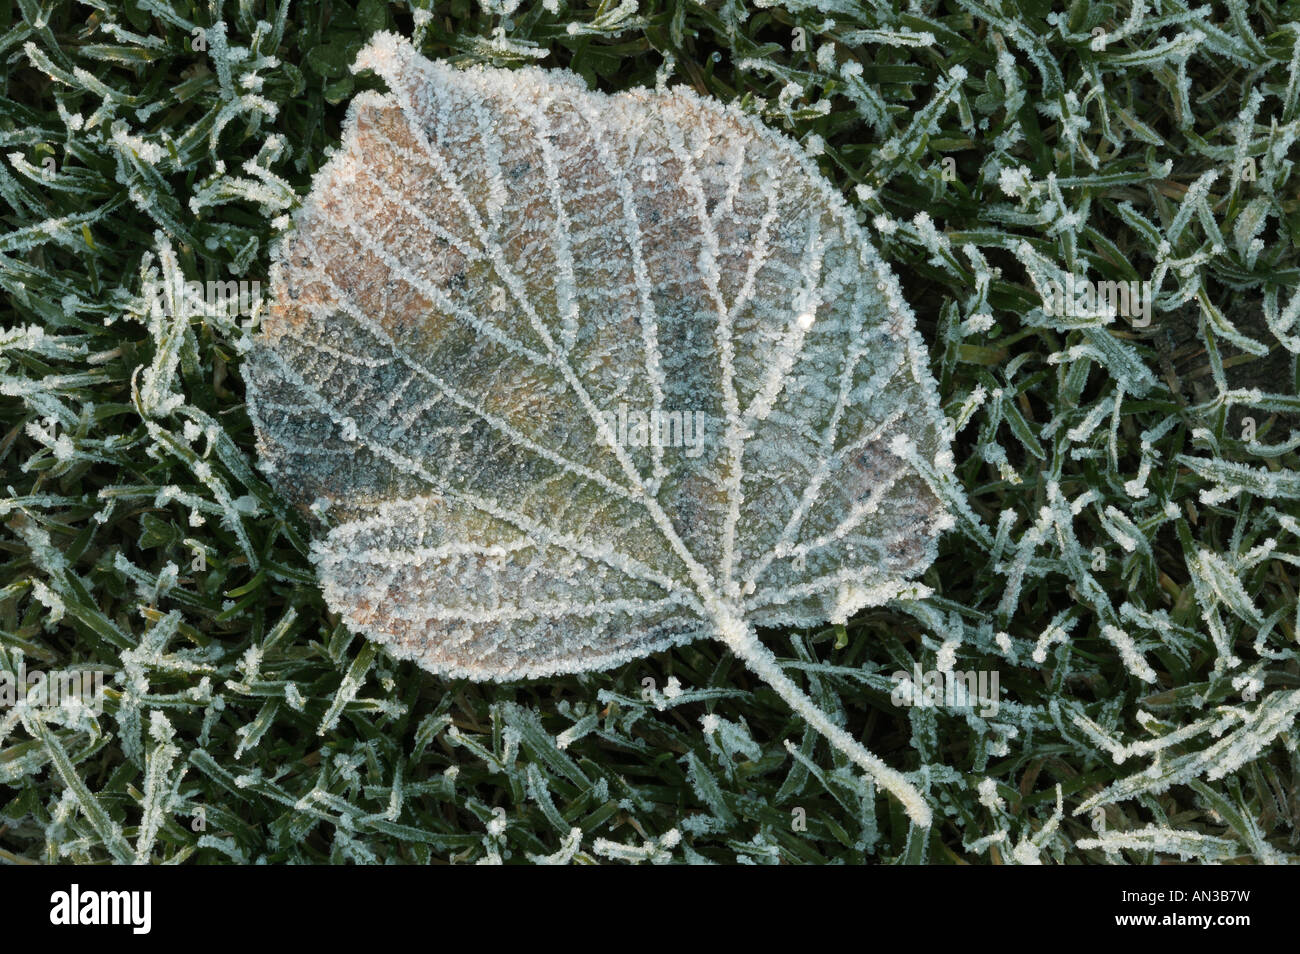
left=1, top=0, right=1298, bottom=864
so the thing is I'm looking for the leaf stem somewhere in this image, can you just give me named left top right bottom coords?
left=713, top=608, right=933, bottom=828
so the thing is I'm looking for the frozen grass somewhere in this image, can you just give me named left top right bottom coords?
left=1, top=0, right=1298, bottom=864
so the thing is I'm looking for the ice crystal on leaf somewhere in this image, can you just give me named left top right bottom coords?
left=245, top=32, right=955, bottom=824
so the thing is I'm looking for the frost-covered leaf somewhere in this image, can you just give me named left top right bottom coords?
left=245, top=32, right=955, bottom=823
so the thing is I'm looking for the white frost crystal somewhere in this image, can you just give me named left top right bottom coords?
left=245, top=32, right=955, bottom=824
